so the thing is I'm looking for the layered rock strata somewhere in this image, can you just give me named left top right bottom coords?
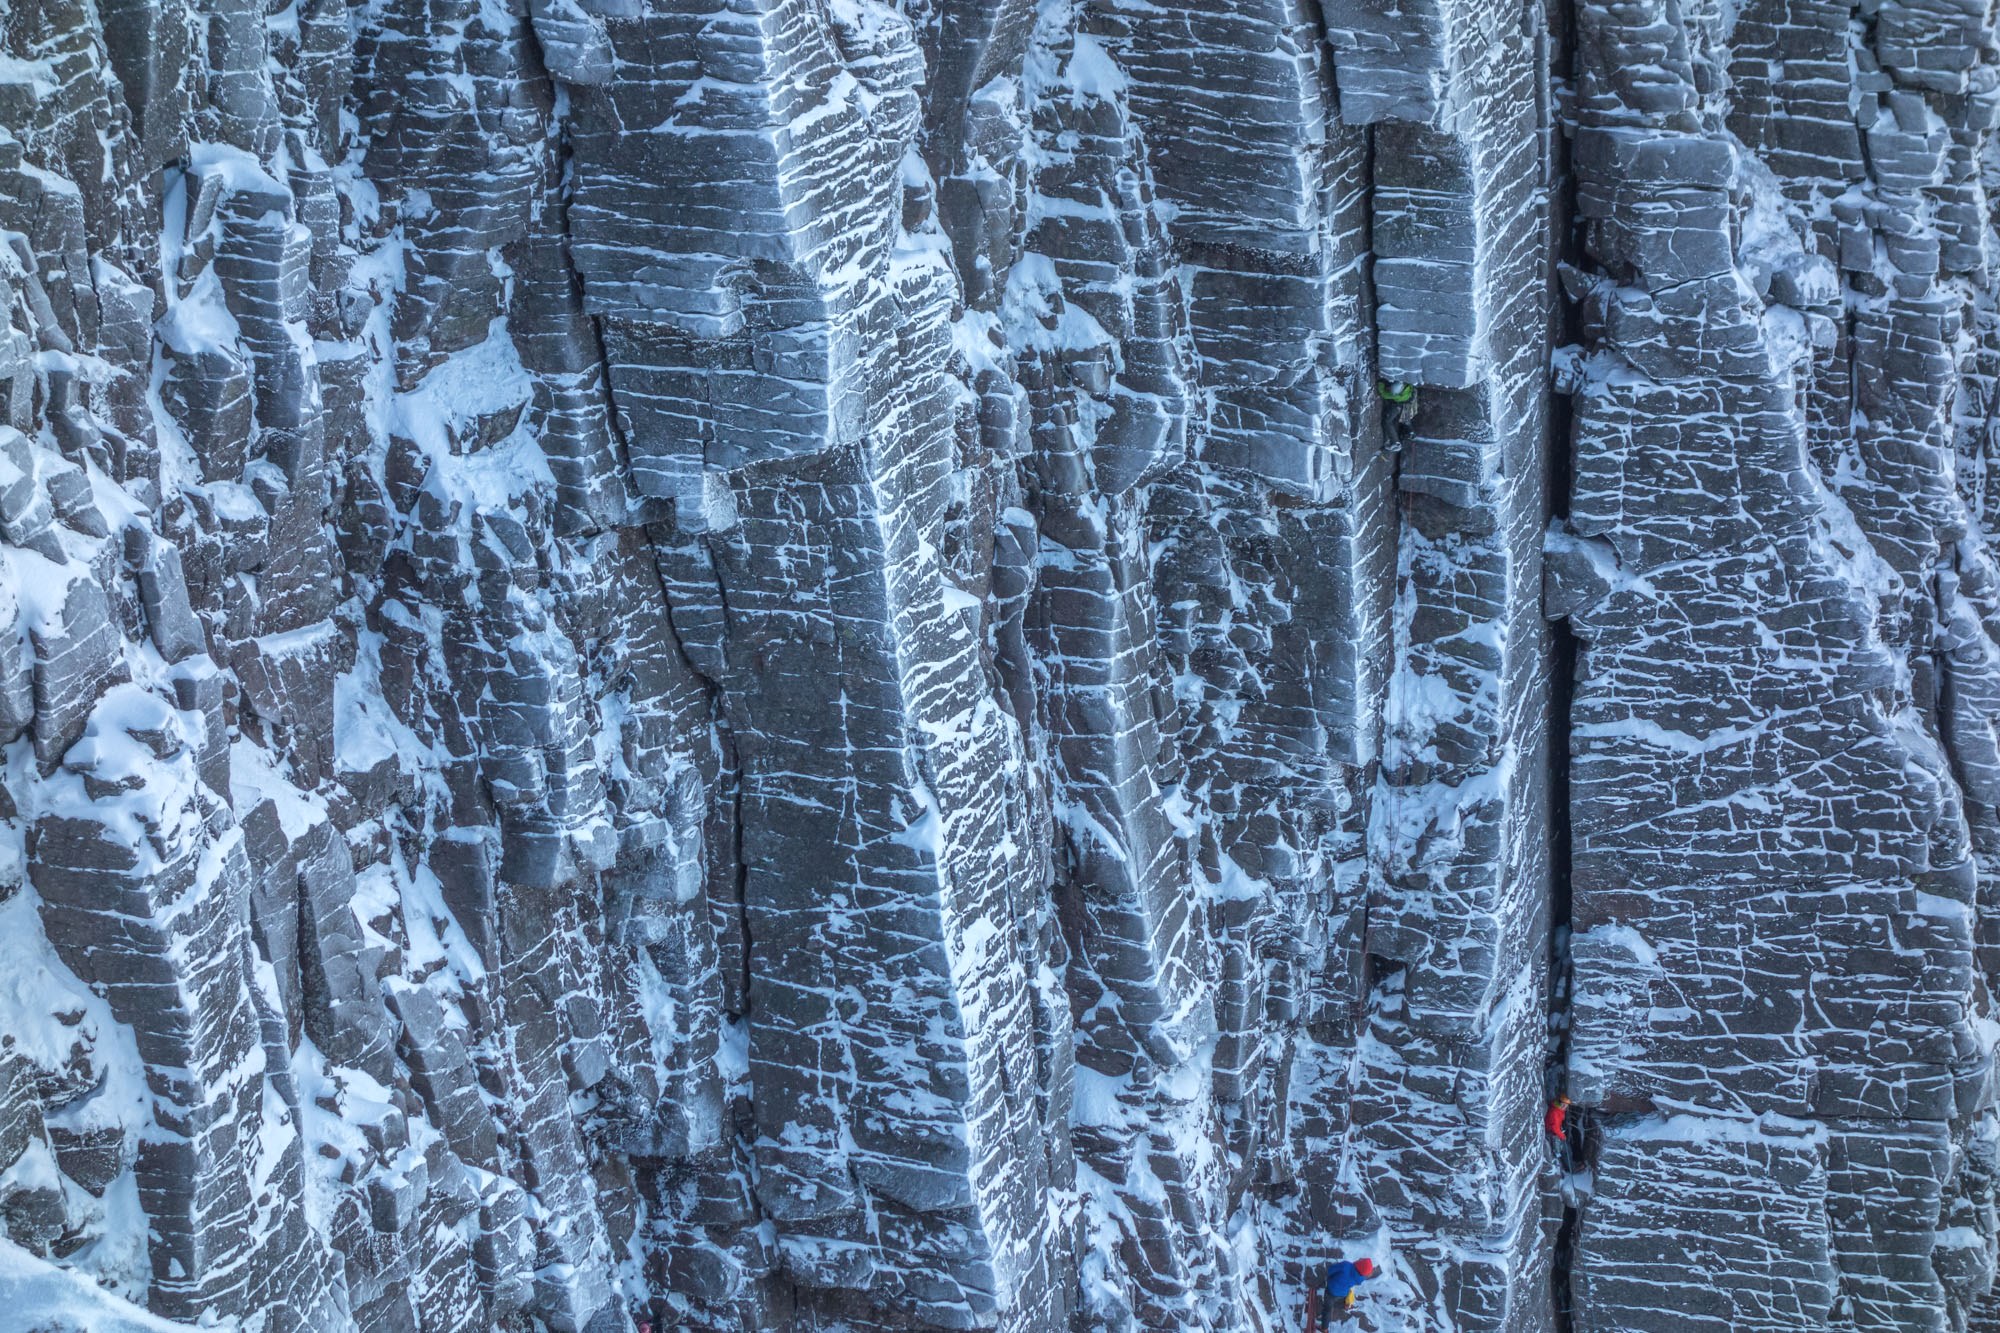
left=0, top=0, right=1994, bottom=1330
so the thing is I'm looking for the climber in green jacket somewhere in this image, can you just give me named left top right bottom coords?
left=1378, top=378, right=1417, bottom=452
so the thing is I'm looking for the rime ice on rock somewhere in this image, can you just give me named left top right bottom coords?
left=1551, top=1, right=2000, bottom=1330
left=0, top=0, right=1998, bottom=1330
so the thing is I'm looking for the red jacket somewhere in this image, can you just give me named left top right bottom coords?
left=1545, top=1101, right=1569, bottom=1140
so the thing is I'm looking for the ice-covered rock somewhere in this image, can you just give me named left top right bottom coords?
left=0, top=0, right=1996, bottom=1329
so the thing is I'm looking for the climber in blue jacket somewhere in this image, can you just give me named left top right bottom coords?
left=1306, top=1256, right=1376, bottom=1329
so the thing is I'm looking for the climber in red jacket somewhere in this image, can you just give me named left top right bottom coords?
left=1546, top=1093, right=1575, bottom=1174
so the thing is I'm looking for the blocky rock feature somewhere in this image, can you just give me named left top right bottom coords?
left=0, top=0, right=1995, bottom=1331
left=1552, top=1, right=2000, bottom=1331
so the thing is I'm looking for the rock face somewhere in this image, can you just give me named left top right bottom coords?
left=0, top=0, right=1997, bottom=1329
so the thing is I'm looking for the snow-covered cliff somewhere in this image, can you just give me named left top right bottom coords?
left=0, top=0, right=1997, bottom=1330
